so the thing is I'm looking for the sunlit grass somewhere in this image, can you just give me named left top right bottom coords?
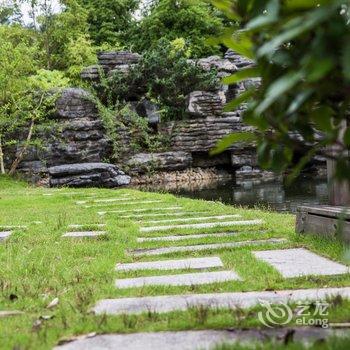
left=0, top=176, right=349, bottom=349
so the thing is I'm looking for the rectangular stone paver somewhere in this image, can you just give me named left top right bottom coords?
left=116, top=257, right=224, bottom=272
left=254, top=248, right=349, bottom=278
left=131, top=238, right=287, bottom=256
left=121, top=212, right=208, bottom=219
left=98, top=207, right=182, bottom=215
left=0, top=310, right=24, bottom=318
left=92, top=286, right=350, bottom=315
left=0, top=231, right=12, bottom=241
left=86, top=200, right=164, bottom=208
left=43, top=192, right=80, bottom=196
left=143, top=215, right=241, bottom=224
left=76, top=196, right=132, bottom=205
left=62, top=231, right=106, bottom=238
left=0, top=225, right=27, bottom=230
left=54, top=328, right=348, bottom=350
left=140, top=219, right=264, bottom=233
left=68, top=224, right=106, bottom=229
left=137, top=232, right=242, bottom=243
left=115, top=271, right=240, bottom=289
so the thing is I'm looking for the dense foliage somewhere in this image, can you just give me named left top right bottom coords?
left=0, top=25, right=69, bottom=174
left=98, top=39, right=218, bottom=120
left=76, top=0, right=139, bottom=46
left=0, top=0, right=228, bottom=173
left=130, top=0, right=225, bottom=57
left=214, top=0, right=350, bottom=181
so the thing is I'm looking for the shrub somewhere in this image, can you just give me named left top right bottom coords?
left=98, top=39, right=219, bottom=121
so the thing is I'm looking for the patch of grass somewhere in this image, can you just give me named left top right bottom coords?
left=0, top=179, right=349, bottom=349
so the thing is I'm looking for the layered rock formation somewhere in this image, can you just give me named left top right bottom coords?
left=127, top=152, right=192, bottom=174
left=81, top=51, right=141, bottom=81
left=9, top=88, right=130, bottom=187
left=8, top=50, right=325, bottom=187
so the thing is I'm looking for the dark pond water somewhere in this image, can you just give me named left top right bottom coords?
left=138, top=177, right=329, bottom=213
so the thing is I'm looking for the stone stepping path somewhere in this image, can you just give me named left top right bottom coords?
left=121, top=211, right=208, bottom=219
left=143, top=214, right=242, bottom=224
left=254, top=248, right=349, bottom=278
left=62, top=231, right=106, bottom=238
left=0, top=231, right=12, bottom=242
left=115, top=271, right=240, bottom=289
left=54, top=328, right=348, bottom=350
left=131, top=238, right=287, bottom=256
left=68, top=224, right=106, bottom=229
left=140, top=219, right=264, bottom=233
left=92, top=286, right=350, bottom=315
left=51, top=190, right=350, bottom=349
left=116, top=257, right=223, bottom=272
left=98, top=206, right=182, bottom=215
left=137, top=232, right=243, bottom=243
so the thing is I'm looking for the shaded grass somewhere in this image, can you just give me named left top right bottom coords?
left=0, top=177, right=349, bottom=349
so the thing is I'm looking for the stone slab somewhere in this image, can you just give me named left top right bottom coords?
left=137, top=232, right=241, bottom=242
left=54, top=328, right=350, bottom=350
left=62, top=231, right=106, bottom=238
left=143, top=215, right=241, bottom=224
left=115, top=270, right=240, bottom=289
left=43, top=192, right=80, bottom=196
left=0, top=310, right=24, bottom=318
left=121, top=212, right=207, bottom=219
left=0, top=225, right=27, bottom=230
left=92, top=286, right=350, bottom=315
left=253, top=248, right=349, bottom=278
left=131, top=238, right=287, bottom=256
left=86, top=200, right=164, bottom=208
left=76, top=197, right=134, bottom=205
left=0, top=231, right=12, bottom=241
left=140, top=220, right=264, bottom=233
left=116, top=257, right=224, bottom=272
left=98, top=207, right=182, bottom=215
left=68, top=224, right=106, bottom=229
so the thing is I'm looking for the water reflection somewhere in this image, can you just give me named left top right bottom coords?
left=136, top=177, right=329, bottom=213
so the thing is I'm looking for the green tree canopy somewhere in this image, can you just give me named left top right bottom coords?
left=131, top=0, right=225, bottom=57
left=76, top=0, right=139, bottom=46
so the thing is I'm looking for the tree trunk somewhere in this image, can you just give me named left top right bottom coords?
left=0, top=135, right=5, bottom=174
left=8, top=118, right=35, bottom=176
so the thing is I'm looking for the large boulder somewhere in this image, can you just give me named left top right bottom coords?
left=129, top=100, right=161, bottom=126
left=164, top=116, right=251, bottom=153
left=186, top=91, right=223, bottom=118
left=81, top=51, right=141, bottom=81
left=48, top=163, right=131, bottom=188
left=189, top=56, right=237, bottom=73
left=97, top=51, right=141, bottom=71
left=127, top=152, right=192, bottom=174
left=55, top=88, right=97, bottom=119
left=80, top=65, right=101, bottom=81
left=225, top=50, right=254, bottom=68
left=49, top=88, right=110, bottom=166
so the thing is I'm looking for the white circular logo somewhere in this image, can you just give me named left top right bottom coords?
left=258, top=299, right=293, bottom=328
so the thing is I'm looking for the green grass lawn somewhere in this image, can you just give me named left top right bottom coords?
left=0, top=176, right=350, bottom=349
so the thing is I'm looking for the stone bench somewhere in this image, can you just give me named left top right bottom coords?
left=296, top=205, right=350, bottom=243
